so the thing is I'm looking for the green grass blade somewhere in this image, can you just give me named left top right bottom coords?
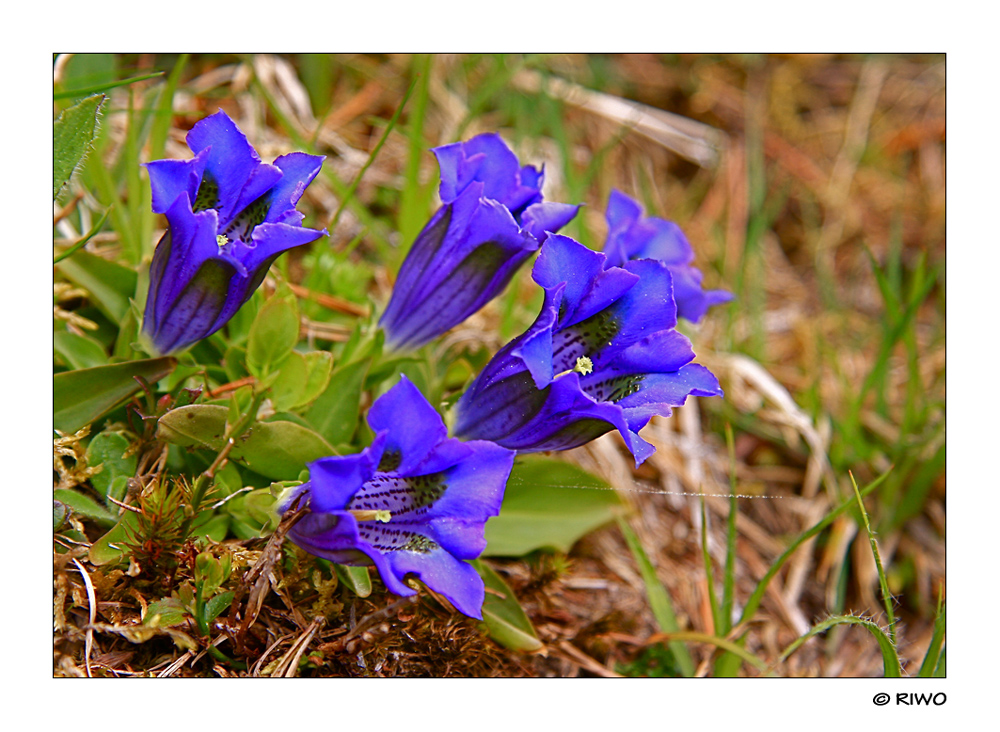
left=54, top=208, right=112, bottom=264
left=722, top=424, right=739, bottom=628
left=849, top=470, right=896, bottom=644
left=933, top=647, right=946, bottom=677
left=740, top=466, right=893, bottom=625
left=917, top=588, right=946, bottom=677
left=84, top=134, right=138, bottom=264
left=617, top=517, right=695, bottom=677
left=148, top=55, right=188, bottom=163
left=124, top=89, right=151, bottom=264
left=251, top=72, right=391, bottom=252
left=54, top=71, right=164, bottom=99
left=327, top=76, right=416, bottom=241
left=698, top=497, right=722, bottom=634
left=780, top=614, right=901, bottom=677
left=397, top=54, right=433, bottom=249
left=714, top=424, right=742, bottom=677
left=651, top=631, right=775, bottom=677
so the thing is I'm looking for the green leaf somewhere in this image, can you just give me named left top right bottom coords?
left=918, top=593, right=946, bottom=677
left=335, top=564, right=372, bottom=598
left=618, top=517, right=695, bottom=677
left=269, top=352, right=308, bottom=411
left=54, top=500, right=70, bottom=531
left=144, top=598, right=189, bottom=628
left=54, top=356, right=177, bottom=433
left=195, top=552, right=226, bottom=596
left=54, top=330, right=108, bottom=370
left=54, top=94, right=105, bottom=199
left=473, top=559, right=542, bottom=652
left=780, top=615, right=902, bottom=677
left=53, top=488, right=118, bottom=526
left=244, top=489, right=279, bottom=532
left=56, top=250, right=137, bottom=324
left=222, top=345, right=249, bottom=383
left=190, top=512, right=230, bottom=543
left=86, top=430, right=137, bottom=500
left=203, top=591, right=235, bottom=624
left=247, top=295, right=300, bottom=377
left=483, top=457, right=622, bottom=557
left=157, top=404, right=336, bottom=480
left=305, top=358, right=370, bottom=445
left=89, top=510, right=140, bottom=566
left=295, top=351, right=335, bottom=409
left=112, top=301, right=142, bottom=361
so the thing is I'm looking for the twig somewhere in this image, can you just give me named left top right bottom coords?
left=286, top=281, right=370, bottom=317
left=207, top=376, right=256, bottom=399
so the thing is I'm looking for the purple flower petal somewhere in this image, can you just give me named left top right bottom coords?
left=601, top=189, right=731, bottom=323
left=380, top=134, right=579, bottom=351
left=455, top=235, right=724, bottom=467
left=283, top=378, right=515, bottom=619
left=141, top=110, right=325, bottom=355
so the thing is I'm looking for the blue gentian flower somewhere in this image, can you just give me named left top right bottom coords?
left=379, top=133, right=579, bottom=352
left=603, top=190, right=732, bottom=323
left=280, top=376, right=514, bottom=619
left=140, top=110, right=326, bottom=355
left=453, top=234, right=723, bottom=467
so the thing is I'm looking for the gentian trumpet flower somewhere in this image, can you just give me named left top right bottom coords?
left=279, top=376, right=514, bottom=619
left=453, top=234, right=722, bottom=467
left=379, top=133, right=579, bottom=352
left=603, top=190, right=732, bottom=323
left=140, top=110, right=326, bottom=356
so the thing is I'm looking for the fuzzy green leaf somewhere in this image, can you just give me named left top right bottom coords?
left=54, top=94, right=105, bottom=198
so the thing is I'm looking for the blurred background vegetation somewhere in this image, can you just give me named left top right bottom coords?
left=53, top=53, right=944, bottom=677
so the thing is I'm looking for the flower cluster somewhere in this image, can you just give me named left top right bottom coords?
left=141, top=110, right=326, bottom=356
left=145, top=116, right=728, bottom=618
